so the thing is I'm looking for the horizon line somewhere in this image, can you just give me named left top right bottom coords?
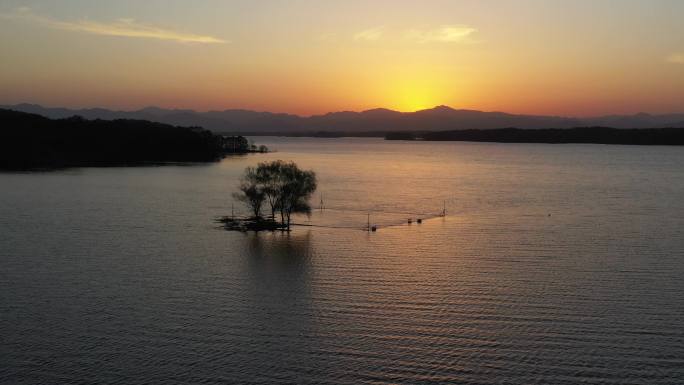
left=3, top=102, right=684, bottom=119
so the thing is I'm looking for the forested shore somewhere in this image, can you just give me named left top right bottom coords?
left=0, top=109, right=260, bottom=170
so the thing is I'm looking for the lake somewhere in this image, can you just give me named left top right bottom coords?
left=2, top=138, right=684, bottom=384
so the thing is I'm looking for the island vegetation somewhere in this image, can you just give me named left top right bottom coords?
left=220, top=160, right=317, bottom=231
left=385, top=127, right=684, bottom=145
left=0, top=108, right=267, bottom=170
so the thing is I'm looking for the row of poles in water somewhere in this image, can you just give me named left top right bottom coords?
left=318, top=194, right=448, bottom=232
left=228, top=194, right=448, bottom=232
left=364, top=200, right=447, bottom=231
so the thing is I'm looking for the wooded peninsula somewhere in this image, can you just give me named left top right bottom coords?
left=0, top=109, right=265, bottom=170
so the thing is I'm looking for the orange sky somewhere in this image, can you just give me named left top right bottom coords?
left=1, top=1, right=683, bottom=116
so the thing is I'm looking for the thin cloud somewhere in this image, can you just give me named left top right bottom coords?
left=1, top=8, right=226, bottom=44
left=354, top=26, right=385, bottom=42
left=666, top=53, right=684, bottom=64
left=405, top=25, right=478, bottom=43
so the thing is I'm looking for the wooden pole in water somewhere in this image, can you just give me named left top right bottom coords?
left=442, top=200, right=446, bottom=217
left=232, top=203, right=234, bottom=219
left=367, top=213, right=370, bottom=232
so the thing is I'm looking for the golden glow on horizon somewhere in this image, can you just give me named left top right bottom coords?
left=1, top=1, right=683, bottom=115
left=391, top=81, right=445, bottom=112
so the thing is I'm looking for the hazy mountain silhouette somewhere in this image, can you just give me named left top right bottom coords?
left=3, top=103, right=684, bottom=134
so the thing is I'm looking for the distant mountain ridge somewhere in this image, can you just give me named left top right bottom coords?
left=3, top=103, right=684, bottom=133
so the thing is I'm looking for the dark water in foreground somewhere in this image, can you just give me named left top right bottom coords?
left=2, top=138, right=684, bottom=384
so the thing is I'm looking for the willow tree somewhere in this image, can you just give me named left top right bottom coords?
left=277, top=162, right=317, bottom=229
left=233, top=160, right=317, bottom=229
left=232, top=166, right=265, bottom=218
left=255, top=160, right=286, bottom=220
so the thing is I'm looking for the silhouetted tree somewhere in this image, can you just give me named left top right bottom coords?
left=254, top=160, right=284, bottom=220
left=233, top=160, right=317, bottom=229
left=277, top=163, right=317, bottom=229
left=232, top=167, right=265, bottom=218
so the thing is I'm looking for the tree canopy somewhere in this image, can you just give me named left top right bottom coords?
left=233, top=160, right=317, bottom=229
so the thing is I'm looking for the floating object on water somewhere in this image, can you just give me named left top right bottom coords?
left=417, top=218, right=422, bottom=224
left=371, top=225, right=377, bottom=232
left=408, top=218, right=413, bottom=224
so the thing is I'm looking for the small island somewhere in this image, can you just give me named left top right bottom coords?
left=219, top=160, right=317, bottom=232
left=0, top=108, right=267, bottom=170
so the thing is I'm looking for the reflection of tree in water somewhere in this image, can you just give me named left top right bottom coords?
left=245, top=230, right=313, bottom=269
left=243, top=230, right=314, bottom=311
left=235, top=231, right=329, bottom=380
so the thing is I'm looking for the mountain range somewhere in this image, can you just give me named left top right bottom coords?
left=3, top=103, right=684, bottom=134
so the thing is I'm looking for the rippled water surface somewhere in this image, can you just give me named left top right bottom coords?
left=2, top=138, right=684, bottom=384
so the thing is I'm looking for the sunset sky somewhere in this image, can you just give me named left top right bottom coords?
left=1, top=0, right=683, bottom=116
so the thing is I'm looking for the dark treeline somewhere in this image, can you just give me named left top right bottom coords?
left=386, top=127, right=684, bottom=145
left=0, top=109, right=257, bottom=169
